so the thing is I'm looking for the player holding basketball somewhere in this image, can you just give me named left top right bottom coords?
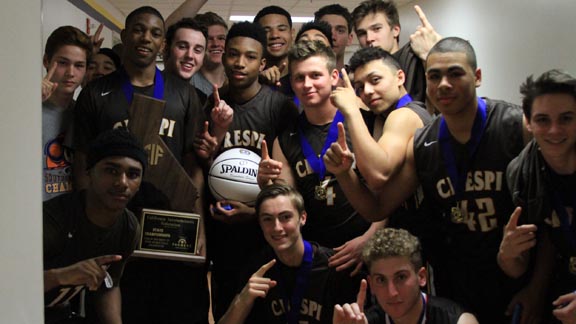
left=257, top=40, right=384, bottom=275
left=325, top=37, right=528, bottom=322
left=206, top=21, right=299, bottom=321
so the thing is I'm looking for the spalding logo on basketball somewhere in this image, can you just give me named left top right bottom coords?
left=208, top=148, right=262, bottom=206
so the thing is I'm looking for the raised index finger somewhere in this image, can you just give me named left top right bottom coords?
left=337, top=122, right=348, bottom=151
left=261, top=140, right=270, bottom=161
left=356, top=279, right=367, bottom=310
left=506, top=206, right=522, bottom=230
left=213, top=84, right=221, bottom=106
left=414, top=5, right=431, bottom=28
left=341, top=68, right=353, bottom=89
left=45, top=61, right=58, bottom=81
left=254, top=259, right=276, bottom=277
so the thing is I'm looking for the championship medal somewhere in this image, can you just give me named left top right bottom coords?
left=569, top=256, right=576, bottom=275
left=451, top=206, right=464, bottom=224
left=314, top=185, right=327, bottom=200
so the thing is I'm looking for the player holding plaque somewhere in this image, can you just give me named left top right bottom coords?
left=44, top=129, right=145, bottom=324
left=73, top=6, right=211, bottom=324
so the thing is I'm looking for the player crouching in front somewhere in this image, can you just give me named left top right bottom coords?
left=43, top=129, right=145, bottom=324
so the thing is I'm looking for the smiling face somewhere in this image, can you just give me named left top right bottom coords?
left=87, top=156, right=143, bottom=212
left=527, top=93, right=576, bottom=162
left=258, top=14, right=294, bottom=60
left=368, top=256, right=426, bottom=322
left=43, top=45, right=87, bottom=98
left=426, top=51, right=481, bottom=116
left=121, top=13, right=165, bottom=68
left=355, top=12, right=399, bottom=52
left=165, top=27, right=206, bottom=80
left=206, top=24, right=227, bottom=66
left=258, top=195, right=306, bottom=255
left=290, top=55, right=339, bottom=108
left=224, top=36, right=266, bottom=90
left=353, top=59, right=405, bottom=114
left=85, top=53, right=116, bottom=84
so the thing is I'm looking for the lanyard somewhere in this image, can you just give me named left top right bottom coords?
left=438, top=97, right=487, bottom=200
left=298, top=111, right=344, bottom=181
left=279, top=240, right=313, bottom=324
left=120, top=67, right=164, bottom=104
left=396, top=94, right=413, bottom=109
left=385, top=292, right=427, bottom=324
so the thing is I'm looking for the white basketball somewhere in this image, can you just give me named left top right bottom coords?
left=208, top=148, right=262, bottom=206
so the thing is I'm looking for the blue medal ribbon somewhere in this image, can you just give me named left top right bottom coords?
left=395, top=94, right=413, bottom=109
left=280, top=240, right=313, bottom=324
left=120, top=67, right=164, bottom=103
left=298, top=111, right=344, bottom=181
left=438, top=97, right=487, bottom=202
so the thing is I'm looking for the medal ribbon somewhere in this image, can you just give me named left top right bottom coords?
left=395, top=94, right=413, bottom=109
left=120, top=67, right=164, bottom=103
left=280, top=240, right=313, bottom=324
left=438, top=97, right=487, bottom=203
left=385, top=292, right=427, bottom=324
left=298, top=111, right=344, bottom=181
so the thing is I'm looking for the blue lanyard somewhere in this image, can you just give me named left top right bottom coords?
left=279, top=240, right=313, bottom=324
left=438, top=97, right=487, bottom=200
left=396, top=94, right=413, bottom=109
left=385, top=292, right=427, bottom=324
left=298, top=111, right=344, bottom=181
left=120, top=67, right=164, bottom=104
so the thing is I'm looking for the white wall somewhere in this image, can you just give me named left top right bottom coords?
left=398, top=0, right=576, bottom=104
left=0, top=0, right=43, bottom=323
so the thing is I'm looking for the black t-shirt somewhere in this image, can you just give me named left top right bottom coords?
left=413, top=98, right=525, bottom=322
left=43, top=191, right=139, bottom=322
left=278, top=112, right=370, bottom=248
left=393, top=43, right=426, bottom=103
left=242, top=243, right=363, bottom=324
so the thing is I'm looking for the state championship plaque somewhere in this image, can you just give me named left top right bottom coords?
left=128, top=94, right=205, bottom=264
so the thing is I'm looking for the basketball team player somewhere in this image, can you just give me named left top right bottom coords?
left=257, top=40, right=383, bottom=275
left=499, top=70, right=576, bottom=323
left=205, top=21, right=299, bottom=321
left=72, top=7, right=211, bottom=324
left=325, top=46, right=431, bottom=232
left=218, top=182, right=362, bottom=324
left=326, top=37, right=529, bottom=322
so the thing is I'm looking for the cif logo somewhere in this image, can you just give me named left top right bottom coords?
left=174, top=238, right=190, bottom=249
left=145, top=144, right=164, bottom=166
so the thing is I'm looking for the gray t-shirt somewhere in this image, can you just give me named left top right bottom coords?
left=42, top=101, right=74, bottom=201
left=191, top=72, right=214, bottom=97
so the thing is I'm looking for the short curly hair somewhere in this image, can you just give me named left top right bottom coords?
left=362, top=228, right=422, bottom=271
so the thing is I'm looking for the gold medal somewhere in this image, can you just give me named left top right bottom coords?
left=314, top=185, right=327, bottom=200
left=451, top=206, right=464, bottom=223
left=569, top=256, right=576, bottom=275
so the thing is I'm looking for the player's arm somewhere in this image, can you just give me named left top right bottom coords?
left=44, top=255, right=122, bottom=292
left=363, top=108, right=424, bottom=192
left=497, top=207, right=538, bottom=278
left=218, top=260, right=277, bottom=324
left=258, top=138, right=296, bottom=188
left=93, top=286, right=122, bottom=324
left=165, top=0, right=207, bottom=27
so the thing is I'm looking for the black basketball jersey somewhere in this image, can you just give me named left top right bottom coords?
left=278, top=112, right=370, bottom=248
left=215, top=84, right=299, bottom=156
left=413, top=98, right=525, bottom=323
left=74, top=70, right=205, bottom=162
left=366, top=294, right=465, bottom=324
